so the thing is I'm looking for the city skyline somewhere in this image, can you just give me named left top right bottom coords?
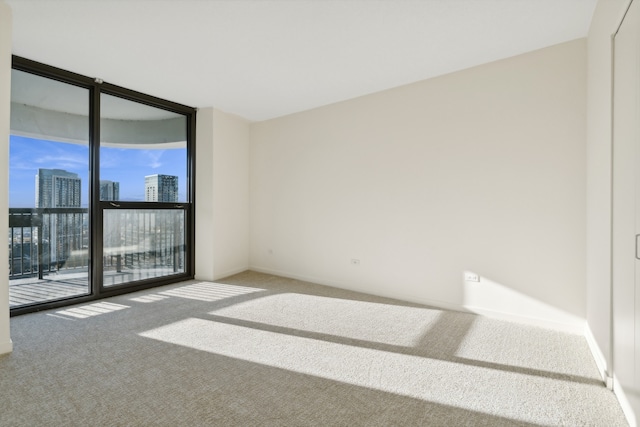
left=9, top=135, right=187, bottom=207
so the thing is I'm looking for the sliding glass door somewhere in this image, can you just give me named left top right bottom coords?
left=9, top=57, right=195, bottom=314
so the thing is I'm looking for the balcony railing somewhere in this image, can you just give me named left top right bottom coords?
left=9, top=207, right=185, bottom=282
left=9, top=208, right=88, bottom=280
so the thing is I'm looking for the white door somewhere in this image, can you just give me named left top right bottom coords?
left=613, top=0, right=640, bottom=421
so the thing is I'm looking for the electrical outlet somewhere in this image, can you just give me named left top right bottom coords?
left=351, top=259, right=360, bottom=265
left=464, top=272, right=480, bottom=282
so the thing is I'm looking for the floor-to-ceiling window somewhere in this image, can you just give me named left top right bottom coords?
left=9, top=57, right=195, bottom=314
left=9, top=68, right=91, bottom=307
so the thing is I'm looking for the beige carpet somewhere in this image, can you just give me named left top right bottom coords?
left=0, top=271, right=628, bottom=426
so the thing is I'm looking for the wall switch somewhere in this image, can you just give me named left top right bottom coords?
left=464, top=272, right=480, bottom=282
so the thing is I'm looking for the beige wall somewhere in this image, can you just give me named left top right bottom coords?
left=195, top=107, right=250, bottom=281
left=195, top=108, right=215, bottom=280
left=0, top=0, right=12, bottom=355
left=250, top=39, right=587, bottom=331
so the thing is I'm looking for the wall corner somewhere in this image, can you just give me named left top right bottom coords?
left=194, top=107, right=215, bottom=281
left=0, top=0, right=13, bottom=355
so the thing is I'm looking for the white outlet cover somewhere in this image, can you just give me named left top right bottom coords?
left=464, top=272, right=480, bottom=282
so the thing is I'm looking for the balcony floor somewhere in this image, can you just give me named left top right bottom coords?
left=9, top=267, right=179, bottom=307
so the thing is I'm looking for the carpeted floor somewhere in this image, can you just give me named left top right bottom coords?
left=0, top=271, right=629, bottom=426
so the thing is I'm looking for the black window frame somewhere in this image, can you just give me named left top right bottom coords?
left=10, top=56, right=196, bottom=316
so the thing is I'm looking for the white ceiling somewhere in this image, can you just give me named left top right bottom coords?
left=6, top=0, right=597, bottom=122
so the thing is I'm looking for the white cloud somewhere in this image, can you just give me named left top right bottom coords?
left=144, top=150, right=165, bottom=169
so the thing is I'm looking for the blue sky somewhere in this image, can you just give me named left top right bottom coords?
left=9, top=135, right=187, bottom=207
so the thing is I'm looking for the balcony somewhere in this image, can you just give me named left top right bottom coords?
left=9, top=208, right=185, bottom=308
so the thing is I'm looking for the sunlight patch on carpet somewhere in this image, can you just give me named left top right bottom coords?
left=129, top=294, right=171, bottom=303
left=140, top=317, right=578, bottom=425
left=157, top=282, right=265, bottom=302
left=210, top=293, right=440, bottom=347
left=50, top=302, right=129, bottom=319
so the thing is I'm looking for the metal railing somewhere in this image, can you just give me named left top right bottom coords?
left=9, top=208, right=88, bottom=280
left=102, top=208, right=185, bottom=278
left=9, top=208, right=185, bottom=281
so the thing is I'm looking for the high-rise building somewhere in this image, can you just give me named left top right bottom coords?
left=145, top=174, right=178, bottom=202
left=35, top=168, right=81, bottom=208
left=35, top=168, right=83, bottom=267
left=100, top=180, right=120, bottom=201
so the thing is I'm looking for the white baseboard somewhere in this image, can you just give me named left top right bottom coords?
left=463, top=305, right=585, bottom=335
left=249, top=266, right=586, bottom=334
left=250, top=265, right=463, bottom=311
left=213, top=266, right=250, bottom=281
left=194, top=266, right=249, bottom=283
left=0, top=339, right=13, bottom=355
left=584, top=324, right=610, bottom=387
left=614, top=376, right=638, bottom=427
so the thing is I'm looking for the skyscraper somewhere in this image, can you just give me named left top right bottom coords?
left=145, top=174, right=178, bottom=202
left=34, top=168, right=82, bottom=267
left=100, top=180, right=120, bottom=201
left=35, top=168, right=81, bottom=208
